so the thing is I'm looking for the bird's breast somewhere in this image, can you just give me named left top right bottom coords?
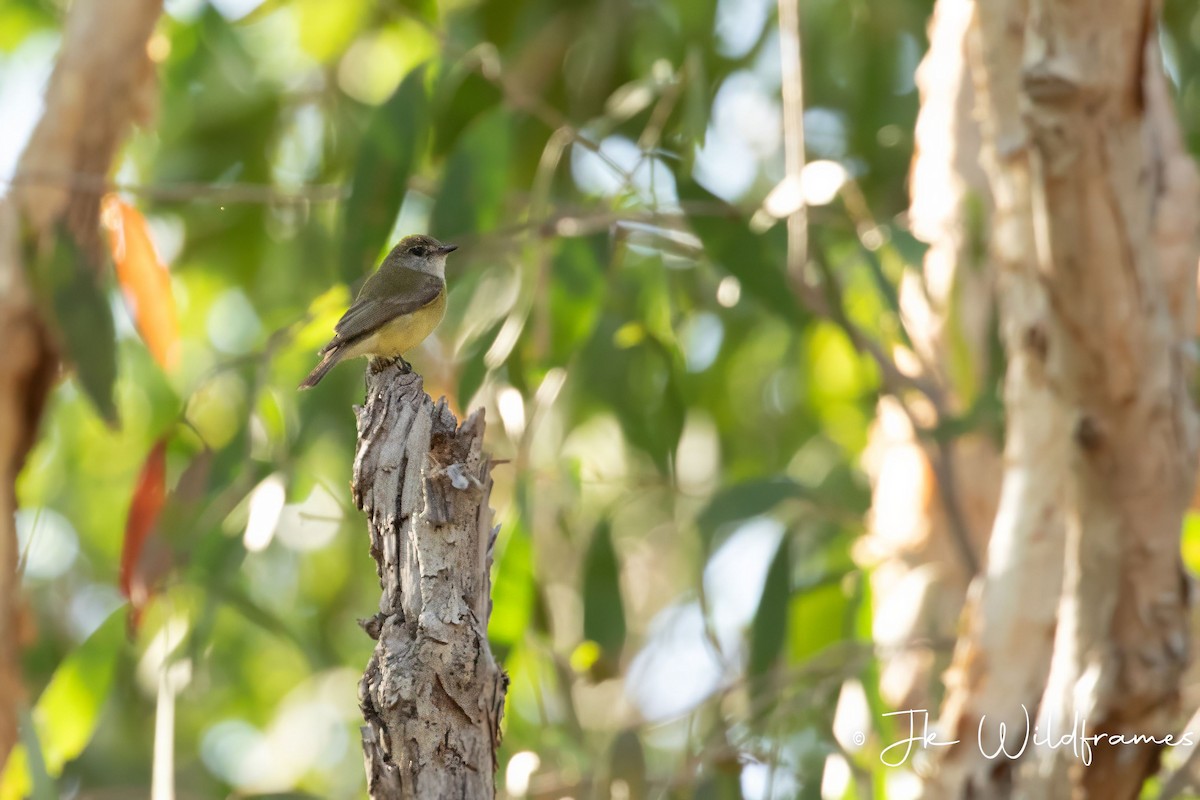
left=343, top=291, right=447, bottom=359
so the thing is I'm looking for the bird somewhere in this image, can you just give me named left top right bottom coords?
left=298, top=234, right=457, bottom=389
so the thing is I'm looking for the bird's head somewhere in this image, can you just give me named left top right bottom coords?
left=386, top=234, right=458, bottom=278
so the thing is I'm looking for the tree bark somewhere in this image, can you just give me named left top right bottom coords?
left=352, top=366, right=507, bottom=799
left=918, top=1, right=1070, bottom=795
left=924, top=0, right=1200, bottom=797
left=859, top=0, right=1002, bottom=714
left=0, top=0, right=161, bottom=770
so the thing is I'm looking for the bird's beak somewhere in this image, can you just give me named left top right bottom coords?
left=438, top=243, right=459, bottom=255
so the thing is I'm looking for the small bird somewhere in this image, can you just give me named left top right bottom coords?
left=298, top=234, right=457, bottom=389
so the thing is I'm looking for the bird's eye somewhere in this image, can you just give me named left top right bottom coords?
left=410, top=246, right=428, bottom=257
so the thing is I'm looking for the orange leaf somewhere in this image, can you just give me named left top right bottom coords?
left=103, top=196, right=180, bottom=370
left=120, top=439, right=168, bottom=625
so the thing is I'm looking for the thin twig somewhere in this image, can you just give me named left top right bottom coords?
left=804, top=246, right=980, bottom=575
left=777, top=0, right=808, bottom=280
left=3, top=171, right=347, bottom=205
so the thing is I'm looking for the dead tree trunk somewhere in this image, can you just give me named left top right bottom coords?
left=352, top=366, right=507, bottom=799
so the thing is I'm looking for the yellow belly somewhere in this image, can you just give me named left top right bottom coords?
left=341, top=291, right=446, bottom=359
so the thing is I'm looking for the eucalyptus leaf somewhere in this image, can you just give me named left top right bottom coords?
left=583, top=519, right=626, bottom=673
left=34, top=230, right=118, bottom=424
left=31, top=609, right=124, bottom=777
left=748, top=533, right=791, bottom=709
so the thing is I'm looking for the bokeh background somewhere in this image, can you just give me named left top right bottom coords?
left=3, top=0, right=1200, bottom=797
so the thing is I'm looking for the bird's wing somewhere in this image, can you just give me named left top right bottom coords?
left=321, top=270, right=443, bottom=352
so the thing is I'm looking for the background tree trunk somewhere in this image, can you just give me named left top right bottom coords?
left=923, top=0, right=1200, bottom=796
left=859, top=0, right=1002, bottom=714
left=352, top=367, right=507, bottom=799
left=0, top=0, right=161, bottom=769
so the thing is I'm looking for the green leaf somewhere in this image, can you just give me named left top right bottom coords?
left=748, top=534, right=790, bottom=707
left=678, top=177, right=802, bottom=324
left=577, top=319, right=686, bottom=472
left=35, top=230, right=118, bottom=424
left=549, top=236, right=606, bottom=365
left=431, top=69, right=503, bottom=159
left=18, top=708, right=55, bottom=800
left=430, top=109, right=513, bottom=240
left=490, top=516, right=534, bottom=655
left=697, top=477, right=807, bottom=551
left=394, top=0, right=437, bottom=24
left=1182, top=511, right=1200, bottom=576
left=0, top=707, right=55, bottom=800
left=789, top=581, right=849, bottom=664
left=341, top=63, right=431, bottom=283
left=32, top=609, right=124, bottom=777
left=582, top=519, right=626, bottom=672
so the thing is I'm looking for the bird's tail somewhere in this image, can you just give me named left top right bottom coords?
left=298, top=347, right=342, bottom=390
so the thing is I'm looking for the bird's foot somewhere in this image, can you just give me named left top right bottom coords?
left=367, top=355, right=413, bottom=375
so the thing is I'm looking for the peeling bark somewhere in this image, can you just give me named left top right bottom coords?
left=0, top=0, right=162, bottom=770
left=921, top=1, right=1070, bottom=794
left=860, top=0, right=1002, bottom=714
left=352, top=367, right=506, bottom=799
left=923, top=0, right=1199, bottom=797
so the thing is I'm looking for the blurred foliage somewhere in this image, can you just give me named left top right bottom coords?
left=4, top=0, right=1199, bottom=797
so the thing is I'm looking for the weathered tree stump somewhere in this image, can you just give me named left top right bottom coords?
left=352, top=366, right=506, bottom=799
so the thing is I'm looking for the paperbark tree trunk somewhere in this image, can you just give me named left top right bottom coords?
left=352, top=367, right=507, bottom=799
left=0, top=0, right=161, bottom=770
left=917, top=0, right=1070, bottom=794
left=923, top=0, right=1200, bottom=797
left=860, top=0, right=1002, bottom=714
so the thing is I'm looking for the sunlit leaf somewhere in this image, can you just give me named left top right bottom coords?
left=789, top=581, right=849, bottom=664
left=0, top=4, right=55, bottom=52
left=0, top=742, right=30, bottom=800
left=1183, top=512, right=1200, bottom=576
left=102, top=197, right=180, bottom=370
left=490, top=517, right=534, bottom=657
left=120, top=438, right=168, bottom=628
left=582, top=519, right=625, bottom=677
left=32, top=610, right=124, bottom=777
left=0, top=710, right=53, bottom=800
left=395, top=0, right=437, bottom=23
left=341, top=63, right=431, bottom=283
left=293, top=0, right=369, bottom=62
left=33, top=228, right=118, bottom=424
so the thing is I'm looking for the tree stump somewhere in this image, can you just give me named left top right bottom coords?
left=351, top=366, right=507, bottom=799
